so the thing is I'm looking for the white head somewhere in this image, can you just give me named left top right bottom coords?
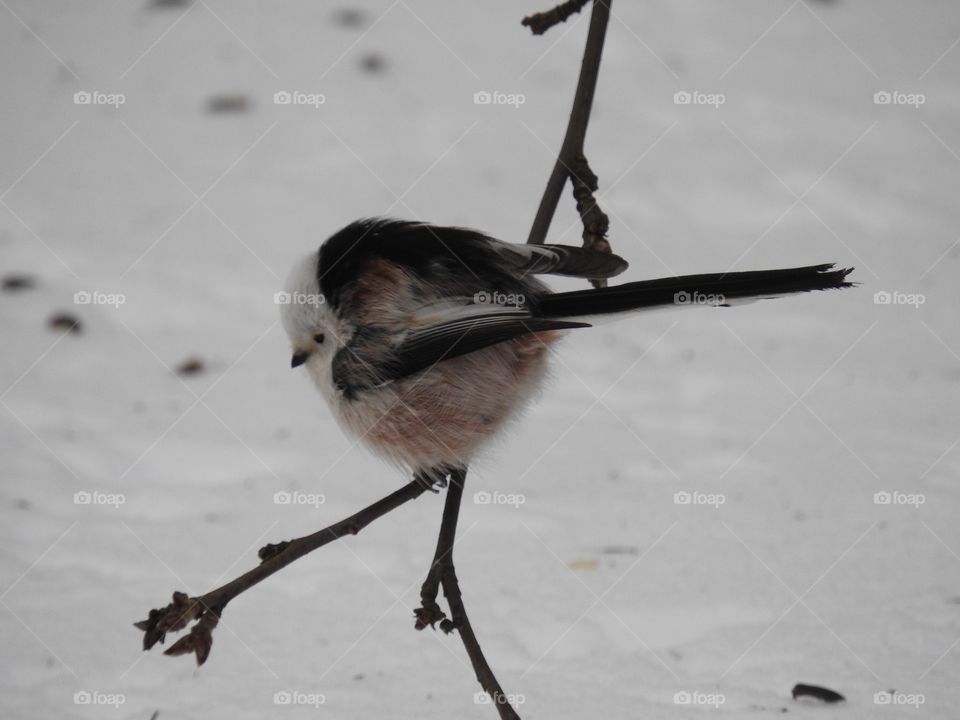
left=279, top=252, right=340, bottom=372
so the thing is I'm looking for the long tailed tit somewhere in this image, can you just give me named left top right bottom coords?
left=281, top=218, right=853, bottom=483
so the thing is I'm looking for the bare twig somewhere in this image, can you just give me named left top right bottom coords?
left=415, top=468, right=521, bottom=720
left=526, top=0, right=612, bottom=288
left=522, top=0, right=590, bottom=35
left=135, top=476, right=432, bottom=664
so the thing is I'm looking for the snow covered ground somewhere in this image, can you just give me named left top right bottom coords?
left=2, top=1, right=959, bottom=718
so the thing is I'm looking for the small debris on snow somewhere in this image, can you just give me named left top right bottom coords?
left=2, top=274, right=35, bottom=292
left=332, top=8, right=368, bottom=29
left=359, top=52, right=387, bottom=74
left=47, top=312, right=82, bottom=334
left=598, top=545, right=639, bottom=556
left=176, top=357, right=206, bottom=376
left=206, top=94, right=250, bottom=114
left=148, top=0, right=191, bottom=9
left=791, top=683, right=845, bottom=703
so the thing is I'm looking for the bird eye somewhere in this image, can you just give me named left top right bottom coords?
left=314, top=333, right=325, bottom=344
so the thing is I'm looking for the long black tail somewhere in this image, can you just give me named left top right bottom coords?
left=538, top=264, right=855, bottom=319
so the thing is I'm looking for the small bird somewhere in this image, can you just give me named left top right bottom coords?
left=280, top=218, right=853, bottom=483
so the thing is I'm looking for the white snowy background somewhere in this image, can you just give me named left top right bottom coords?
left=2, top=1, right=959, bottom=718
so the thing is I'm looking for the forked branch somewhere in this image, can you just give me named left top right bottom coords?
left=525, top=0, right=613, bottom=288
left=135, top=478, right=431, bottom=664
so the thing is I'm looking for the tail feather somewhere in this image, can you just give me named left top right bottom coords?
left=538, top=264, right=855, bottom=319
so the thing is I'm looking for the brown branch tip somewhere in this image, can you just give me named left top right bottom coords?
left=522, top=0, right=591, bottom=35
left=134, top=591, right=221, bottom=666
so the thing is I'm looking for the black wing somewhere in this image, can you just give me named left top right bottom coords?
left=331, top=303, right=588, bottom=396
left=317, top=218, right=627, bottom=307
left=489, top=239, right=628, bottom=279
left=387, top=308, right=588, bottom=379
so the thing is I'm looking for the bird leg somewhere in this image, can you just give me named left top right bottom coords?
left=414, top=466, right=522, bottom=720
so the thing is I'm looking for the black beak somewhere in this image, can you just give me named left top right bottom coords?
left=291, top=351, right=308, bottom=369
